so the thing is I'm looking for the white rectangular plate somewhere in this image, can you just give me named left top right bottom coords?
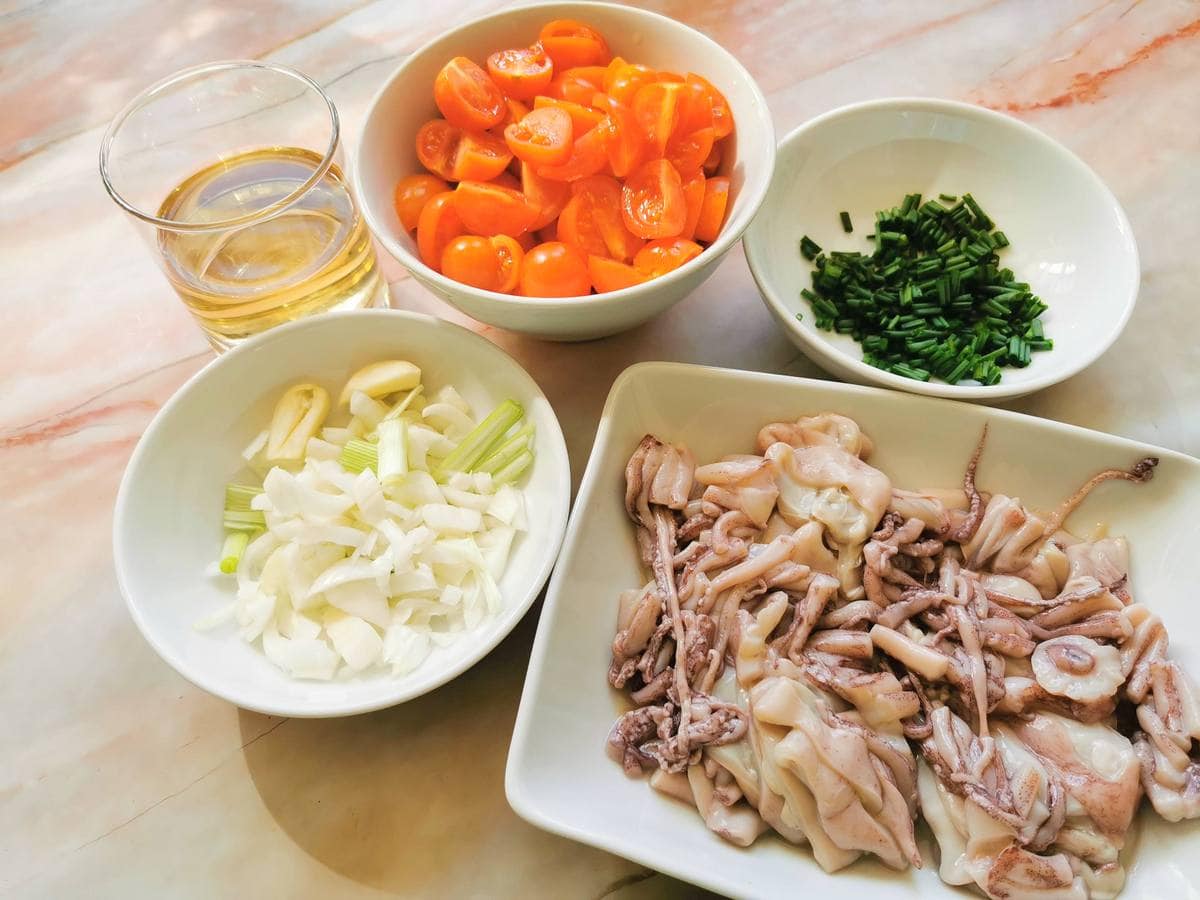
left=506, top=362, right=1200, bottom=899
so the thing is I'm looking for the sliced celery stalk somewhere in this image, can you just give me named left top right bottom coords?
left=476, top=422, right=534, bottom=475
left=223, top=509, right=265, bottom=532
left=340, top=438, right=378, bottom=473
left=377, top=418, right=408, bottom=485
left=492, top=449, right=533, bottom=485
left=433, top=399, right=524, bottom=482
left=219, top=531, right=251, bottom=574
left=224, top=483, right=262, bottom=512
left=380, top=384, right=424, bottom=423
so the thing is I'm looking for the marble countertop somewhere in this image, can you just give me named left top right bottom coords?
left=3, top=1, right=1199, bottom=896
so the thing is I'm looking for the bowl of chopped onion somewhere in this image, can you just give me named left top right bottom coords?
left=744, top=98, right=1140, bottom=401
left=113, top=309, right=570, bottom=717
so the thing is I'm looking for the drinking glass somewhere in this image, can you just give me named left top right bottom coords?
left=100, top=60, right=387, bottom=351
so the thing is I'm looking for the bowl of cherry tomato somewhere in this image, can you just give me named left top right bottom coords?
left=354, top=2, right=775, bottom=340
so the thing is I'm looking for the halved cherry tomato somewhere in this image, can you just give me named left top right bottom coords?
left=666, top=125, right=714, bottom=176
left=605, top=61, right=657, bottom=105
left=453, top=180, right=535, bottom=237
left=434, top=57, right=506, bottom=131
left=393, top=174, right=448, bottom=232
left=546, top=68, right=605, bottom=106
left=416, top=119, right=461, bottom=180
left=520, top=241, right=591, bottom=296
left=679, top=170, right=706, bottom=240
left=686, top=73, right=733, bottom=139
left=702, top=140, right=723, bottom=175
left=557, top=175, right=643, bottom=262
left=451, top=130, right=513, bottom=181
left=490, top=235, right=525, bottom=293
left=592, top=93, right=644, bottom=178
left=621, top=159, right=687, bottom=239
left=634, top=237, right=703, bottom=277
left=536, top=120, right=611, bottom=181
left=538, top=19, right=611, bottom=70
left=417, top=192, right=464, bottom=270
left=504, top=106, right=573, bottom=166
left=588, top=255, right=646, bottom=293
left=533, top=96, right=605, bottom=135
left=441, top=235, right=503, bottom=291
left=493, top=96, right=531, bottom=135
left=520, top=161, right=571, bottom=230
left=694, top=175, right=730, bottom=243
left=632, top=82, right=684, bottom=157
left=486, top=44, right=553, bottom=100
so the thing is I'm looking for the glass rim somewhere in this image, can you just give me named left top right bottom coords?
left=98, top=59, right=340, bottom=233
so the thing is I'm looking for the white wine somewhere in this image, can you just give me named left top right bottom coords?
left=157, top=146, right=385, bottom=348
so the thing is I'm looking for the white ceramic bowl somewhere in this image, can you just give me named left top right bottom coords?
left=507, top=361, right=1200, bottom=899
left=354, top=1, right=775, bottom=341
left=113, top=310, right=570, bottom=717
left=743, top=98, right=1139, bottom=401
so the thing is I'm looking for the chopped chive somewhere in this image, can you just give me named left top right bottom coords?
left=224, top=484, right=262, bottom=512
left=433, top=399, right=524, bottom=481
left=796, top=190, right=1050, bottom=385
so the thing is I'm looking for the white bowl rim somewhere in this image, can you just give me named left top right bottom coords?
left=112, top=308, right=571, bottom=717
left=743, top=96, right=1141, bottom=401
left=352, top=0, right=776, bottom=309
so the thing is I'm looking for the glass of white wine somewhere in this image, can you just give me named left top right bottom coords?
left=99, top=60, right=387, bottom=351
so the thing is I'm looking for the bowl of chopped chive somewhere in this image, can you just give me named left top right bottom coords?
left=744, top=97, right=1139, bottom=401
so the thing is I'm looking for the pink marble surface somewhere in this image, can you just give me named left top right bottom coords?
left=2, top=1, right=1198, bottom=896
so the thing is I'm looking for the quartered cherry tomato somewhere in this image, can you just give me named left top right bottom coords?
left=686, top=73, right=733, bottom=139
left=633, top=237, right=703, bottom=277
left=416, top=192, right=464, bottom=270
left=519, top=241, right=591, bottom=296
left=434, top=57, right=506, bottom=131
left=546, top=66, right=606, bottom=105
left=666, top=126, right=714, bottom=176
left=588, top=255, right=646, bottom=293
left=538, top=19, right=611, bottom=70
left=393, top=174, right=449, bottom=232
left=694, top=175, right=729, bottom=243
left=451, top=130, right=513, bottom=181
left=592, top=93, right=644, bottom=178
left=557, top=175, right=642, bottom=262
left=621, top=158, right=687, bottom=239
left=504, top=106, right=573, bottom=166
left=604, top=59, right=657, bottom=105
left=632, top=82, right=685, bottom=157
left=486, top=44, right=553, bottom=100
left=415, top=119, right=461, bottom=180
left=702, top=140, right=723, bottom=175
left=453, top=180, right=535, bottom=236
left=536, top=120, right=611, bottom=181
left=520, top=161, right=571, bottom=230
left=532, top=95, right=606, bottom=135
left=440, top=234, right=525, bottom=292
left=679, top=170, right=706, bottom=240
left=416, top=120, right=513, bottom=182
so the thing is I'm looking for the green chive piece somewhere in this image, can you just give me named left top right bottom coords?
left=433, top=399, right=524, bottom=482
left=839, top=211, right=853, bottom=233
left=340, top=438, right=378, bottom=474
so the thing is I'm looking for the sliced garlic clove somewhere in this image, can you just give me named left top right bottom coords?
left=267, top=383, right=331, bottom=461
left=338, top=360, right=421, bottom=405
left=1031, top=635, right=1124, bottom=703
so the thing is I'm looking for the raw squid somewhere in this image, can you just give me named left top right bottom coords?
left=606, top=412, right=1190, bottom=899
